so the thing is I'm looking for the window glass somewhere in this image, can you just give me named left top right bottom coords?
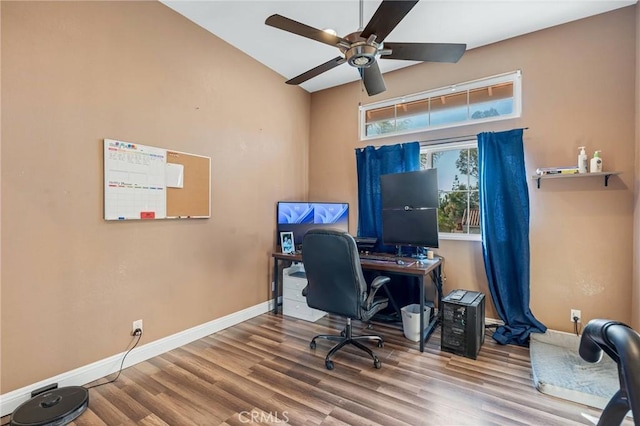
left=361, top=71, right=521, bottom=140
left=469, top=82, right=514, bottom=119
left=421, top=142, right=480, bottom=238
left=429, top=92, right=468, bottom=127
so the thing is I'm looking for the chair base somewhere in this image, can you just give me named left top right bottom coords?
left=310, top=318, right=383, bottom=370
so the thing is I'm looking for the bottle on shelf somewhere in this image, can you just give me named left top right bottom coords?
left=590, top=150, right=603, bottom=173
left=578, top=146, right=588, bottom=174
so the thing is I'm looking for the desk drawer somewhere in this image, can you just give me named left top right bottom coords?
left=283, top=277, right=307, bottom=291
left=283, top=285, right=307, bottom=303
left=283, top=276, right=308, bottom=303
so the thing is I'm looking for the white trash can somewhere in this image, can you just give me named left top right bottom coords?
left=401, top=304, right=432, bottom=342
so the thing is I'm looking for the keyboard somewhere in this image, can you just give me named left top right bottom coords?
left=359, top=253, right=396, bottom=261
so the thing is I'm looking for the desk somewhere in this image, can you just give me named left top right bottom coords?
left=271, top=252, right=444, bottom=352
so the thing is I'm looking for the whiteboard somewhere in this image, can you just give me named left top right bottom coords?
left=104, top=139, right=167, bottom=220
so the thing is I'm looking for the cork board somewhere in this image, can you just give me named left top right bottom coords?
left=166, top=150, right=211, bottom=218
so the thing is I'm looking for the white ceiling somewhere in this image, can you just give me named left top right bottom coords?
left=161, top=0, right=636, bottom=93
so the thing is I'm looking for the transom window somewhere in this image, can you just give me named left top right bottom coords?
left=360, top=71, right=521, bottom=140
left=421, top=141, right=481, bottom=241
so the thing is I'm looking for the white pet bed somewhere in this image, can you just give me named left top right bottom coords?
left=529, top=331, right=619, bottom=409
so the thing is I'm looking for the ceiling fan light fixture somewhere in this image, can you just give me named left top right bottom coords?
left=345, top=44, right=378, bottom=68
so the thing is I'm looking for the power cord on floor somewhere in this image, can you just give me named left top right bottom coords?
left=84, top=329, right=143, bottom=390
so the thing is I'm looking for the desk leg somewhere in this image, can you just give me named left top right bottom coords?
left=272, top=259, right=279, bottom=314
left=433, top=265, right=443, bottom=326
left=419, top=275, right=425, bottom=352
left=421, top=264, right=444, bottom=352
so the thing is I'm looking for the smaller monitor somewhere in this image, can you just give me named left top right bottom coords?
left=382, top=208, right=439, bottom=249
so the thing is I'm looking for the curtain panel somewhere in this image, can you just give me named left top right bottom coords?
left=355, top=142, right=420, bottom=253
left=478, top=129, right=546, bottom=345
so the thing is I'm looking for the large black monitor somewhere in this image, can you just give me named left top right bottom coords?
left=277, top=202, right=349, bottom=246
left=380, top=168, right=439, bottom=209
left=380, top=169, right=439, bottom=250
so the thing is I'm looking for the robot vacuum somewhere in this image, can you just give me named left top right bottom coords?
left=10, top=386, right=89, bottom=426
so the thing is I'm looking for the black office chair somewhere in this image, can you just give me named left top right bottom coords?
left=301, top=229, right=390, bottom=370
left=579, top=319, right=640, bottom=425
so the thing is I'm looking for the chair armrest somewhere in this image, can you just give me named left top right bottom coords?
left=364, top=275, right=391, bottom=309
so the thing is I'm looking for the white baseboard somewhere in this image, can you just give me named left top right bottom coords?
left=0, top=301, right=270, bottom=417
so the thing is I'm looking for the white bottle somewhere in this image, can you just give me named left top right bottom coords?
left=590, top=150, right=602, bottom=173
left=578, top=146, right=588, bottom=174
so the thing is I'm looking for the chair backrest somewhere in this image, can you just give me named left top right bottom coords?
left=302, top=229, right=367, bottom=319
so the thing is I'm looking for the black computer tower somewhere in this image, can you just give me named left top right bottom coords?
left=441, top=290, right=485, bottom=359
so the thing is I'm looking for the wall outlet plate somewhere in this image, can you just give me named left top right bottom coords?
left=132, top=319, right=143, bottom=335
left=570, top=309, right=581, bottom=323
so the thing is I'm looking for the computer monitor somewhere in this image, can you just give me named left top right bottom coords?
left=380, top=169, right=439, bottom=209
left=380, top=169, right=440, bottom=251
left=381, top=208, right=439, bottom=249
left=277, top=202, right=349, bottom=246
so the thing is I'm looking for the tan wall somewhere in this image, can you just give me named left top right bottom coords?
left=0, top=1, right=310, bottom=393
left=634, top=3, right=640, bottom=330
left=309, top=7, right=637, bottom=332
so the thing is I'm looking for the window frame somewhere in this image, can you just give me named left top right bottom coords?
left=360, top=70, right=522, bottom=141
left=421, top=140, right=482, bottom=242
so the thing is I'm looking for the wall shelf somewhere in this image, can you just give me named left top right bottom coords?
left=532, top=171, right=621, bottom=189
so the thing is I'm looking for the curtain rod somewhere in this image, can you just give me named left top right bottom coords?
left=420, top=127, right=529, bottom=146
left=356, top=127, right=529, bottom=150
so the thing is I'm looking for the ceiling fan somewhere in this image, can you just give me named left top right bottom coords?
left=265, top=0, right=466, bottom=96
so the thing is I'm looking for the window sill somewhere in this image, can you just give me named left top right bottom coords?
left=439, top=233, right=482, bottom=242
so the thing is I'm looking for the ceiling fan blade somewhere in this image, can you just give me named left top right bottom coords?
left=361, top=61, right=386, bottom=96
left=265, top=14, right=350, bottom=48
left=360, top=1, right=419, bottom=43
left=286, top=56, right=347, bottom=85
left=382, top=42, right=466, bottom=63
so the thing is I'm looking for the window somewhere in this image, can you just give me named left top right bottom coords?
left=360, top=71, right=521, bottom=140
left=421, top=141, right=480, bottom=241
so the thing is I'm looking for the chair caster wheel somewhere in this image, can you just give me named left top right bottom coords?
left=310, top=341, right=316, bottom=350
left=325, top=360, right=334, bottom=370
left=377, top=341, right=384, bottom=348
left=373, top=357, right=381, bottom=369
left=340, top=330, right=346, bottom=337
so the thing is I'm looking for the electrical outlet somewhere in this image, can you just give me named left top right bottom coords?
left=132, top=319, right=143, bottom=335
left=570, top=309, right=581, bottom=323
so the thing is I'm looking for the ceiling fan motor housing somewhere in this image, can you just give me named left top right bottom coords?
left=340, top=32, right=380, bottom=68
left=344, top=42, right=378, bottom=68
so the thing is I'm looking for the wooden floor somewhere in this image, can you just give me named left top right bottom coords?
left=7, top=313, right=633, bottom=425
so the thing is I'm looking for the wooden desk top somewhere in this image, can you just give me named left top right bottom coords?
left=272, top=251, right=442, bottom=276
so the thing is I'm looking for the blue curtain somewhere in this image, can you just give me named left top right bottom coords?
left=355, top=142, right=420, bottom=253
left=478, top=129, right=546, bottom=346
